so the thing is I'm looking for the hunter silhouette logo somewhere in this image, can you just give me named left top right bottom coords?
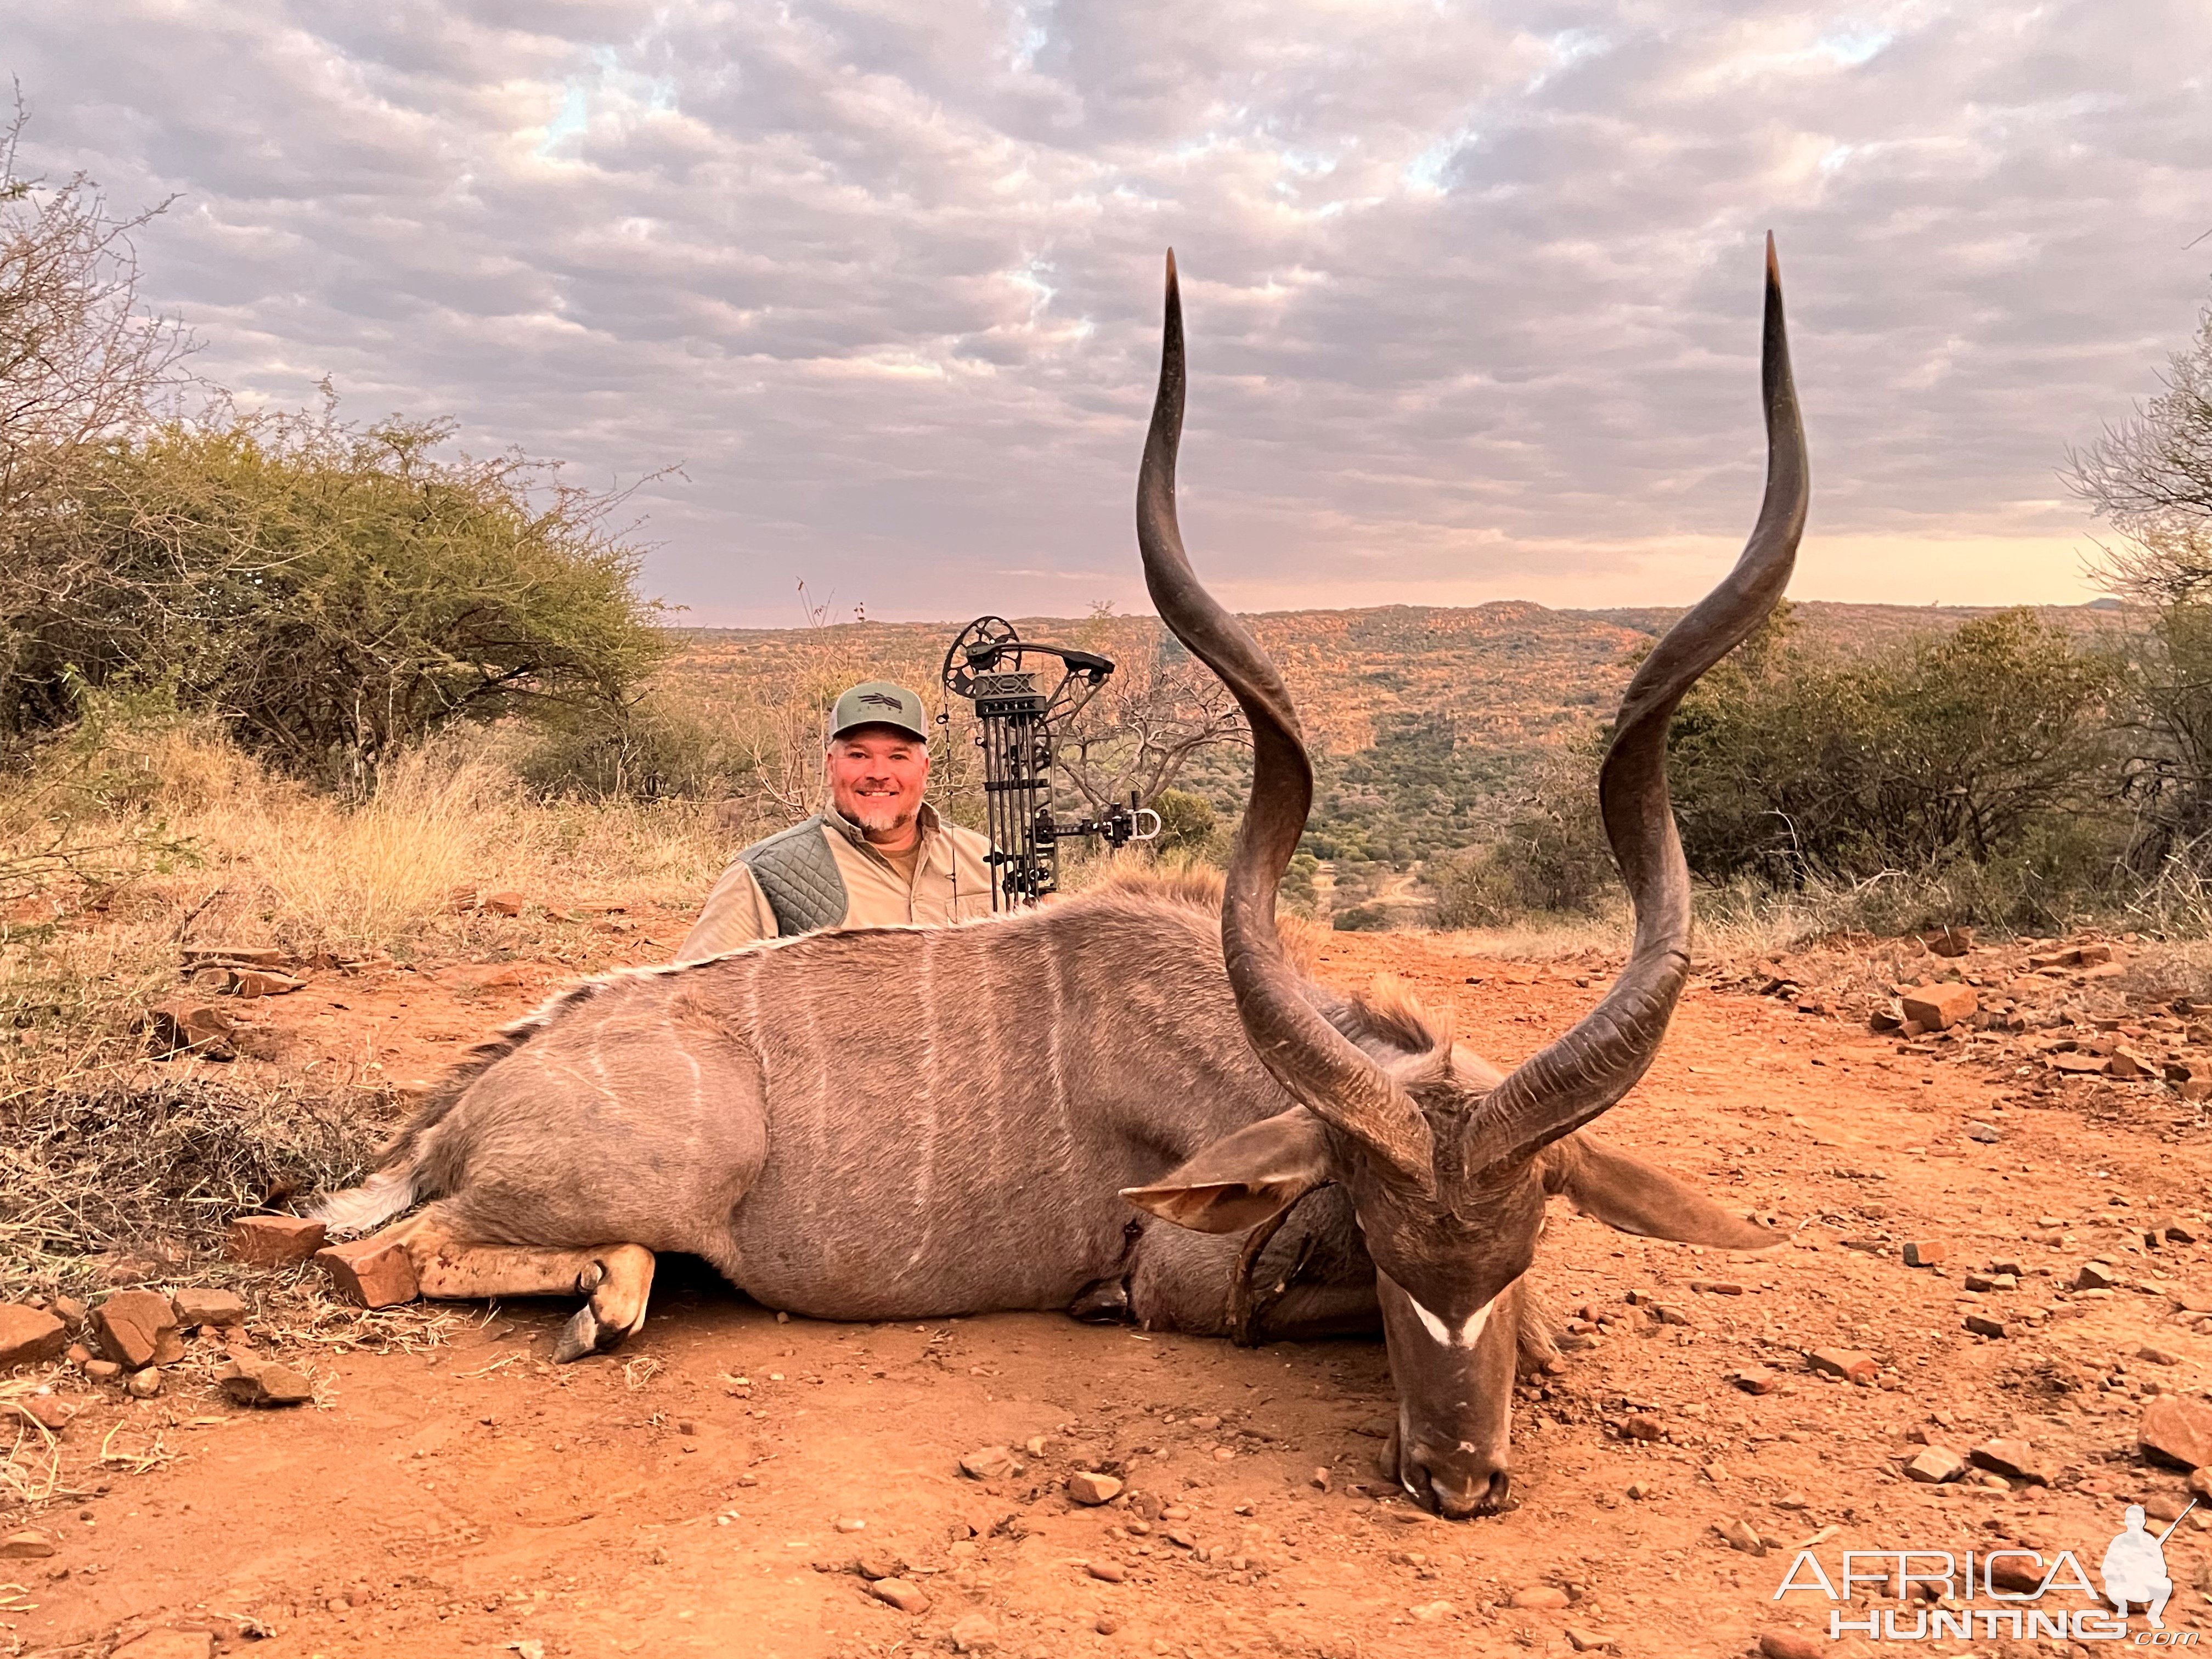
left=2104, top=1502, right=2193, bottom=1629
left=1771, top=1499, right=2200, bottom=1643
left=859, top=693, right=906, bottom=710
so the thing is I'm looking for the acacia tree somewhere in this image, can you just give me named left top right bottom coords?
left=26, top=407, right=668, bottom=791
left=2067, top=297, right=2212, bottom=864
left=1052, top=629, right=1246, bottom=816
left=0, top=99, right=194, bottom=736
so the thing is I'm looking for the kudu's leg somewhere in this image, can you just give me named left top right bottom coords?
left=351, top=1210, right=658, bottom=1362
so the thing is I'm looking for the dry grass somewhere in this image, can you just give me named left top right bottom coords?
left=0, top=1074, right=388, bottom=1291
left=0, top=718, right=735, bottom=1100
left=0, top=716, right=747, bottom=1297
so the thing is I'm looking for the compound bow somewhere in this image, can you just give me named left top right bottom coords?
left=940, top=616, right=1160, bottom=909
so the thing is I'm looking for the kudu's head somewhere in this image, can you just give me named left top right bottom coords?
left=1120, top=244, right=1808, bottom=1517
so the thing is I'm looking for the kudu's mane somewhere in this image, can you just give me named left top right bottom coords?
left=366, top=866, right=1448, bottom=1180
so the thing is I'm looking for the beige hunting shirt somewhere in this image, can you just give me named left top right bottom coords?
left=675, top=802, right=992, bottom=962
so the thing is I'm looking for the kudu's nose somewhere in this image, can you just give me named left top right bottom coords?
left=1397, top=1433, right=1514, bottom=1519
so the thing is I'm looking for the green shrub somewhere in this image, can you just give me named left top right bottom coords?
left=1150, top=787, right=1226, bottom=862
left=4, top=407, right=664, bottom=791
left=1667, top=607, right=2121, bottom=885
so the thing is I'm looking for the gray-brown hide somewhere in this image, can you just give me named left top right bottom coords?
left=314, top=241, right=1808, bottom=1520
left=381, top=878, right=1394, bottom=1334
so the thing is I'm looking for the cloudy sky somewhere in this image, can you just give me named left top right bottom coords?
left=8, top=1, right=2210, bottom=624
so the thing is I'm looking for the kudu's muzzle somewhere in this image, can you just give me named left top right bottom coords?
left=1376, top=1273, right=1522, bottom=1518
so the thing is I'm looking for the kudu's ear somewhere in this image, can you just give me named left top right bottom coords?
left=1539, top=1133, right=1780, bottom=1249
left=1122, top=1108, right=1335, bottom=1234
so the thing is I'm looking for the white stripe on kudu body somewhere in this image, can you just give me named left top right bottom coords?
left=1408, top=1293, right=1498, bottom=1350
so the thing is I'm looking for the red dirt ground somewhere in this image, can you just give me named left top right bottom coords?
left=10, top=927, right=2211, bottom=1659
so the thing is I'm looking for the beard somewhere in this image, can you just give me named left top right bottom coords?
left=847, top=795, right=916, bottom=835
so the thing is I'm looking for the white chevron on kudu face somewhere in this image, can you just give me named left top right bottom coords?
left=1407, top=1291, right=1498, bottom=1350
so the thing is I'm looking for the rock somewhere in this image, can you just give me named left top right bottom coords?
left=2075, top=1261, right=2119, bottom=1291
left=1352, top=1414, right=1395, bottom=1437
left=866, top=1577, right=928, bottom=1614
left=225, top=1215, right=327, bottom=1266
left=314, top=1237, right=419, bottom=1308
left=2145, top=1494, right=2188, bottom=1524
left=1964, top=1314, right=2012, bottom=1339
left=1408, top=1601, right=1456, bottom=1622
left=2138, top=1345, right=2183, bottom=1367
left=1733, top=1366, right=1784, bottom=1395
left=1920, top=926, right=1973, bottom=957
left=1508, top=1585, right=1569, bottom=1610
left=948, top=1613, right=998, bottom=1652
left=144, top=1000, right=236, bottom=1059
left=960, top=1444, right=1019, bottom=1480
left=2190, top=1468, right=2212, bottom=1499
left=480, top=890, right=528, bottom=917
left=1969, top=1437, right=2051, bottom=1486
left=2049, top=1051, right=2107, bottom=1074
left=1901, top=983, right=1977, bottom=1031
left=1085, top=1560, right=1127, bottom=1583
left=1900, top=1240, right=1946, bottom=1267
left=50, top=1295, right=86, bottom=1327
left=125, top=1367, right=163, bottom=1398
left=92, top=1291, right=182, bottom=1369
left=171, top=1288, right=249, bottom=1328
left=1758, top=1636, right=1824, bottom=1659
left=1689, top=1278, right=1743, bottom=1295
left=2107, top=1048, right=2157, bottom=1080
left=1619, top=1413, right=1664, bottom=1441
left=1093, top=1613, right=1123, bottom=1635
left=15, top=1393, right=77, bottom=1431
left=1963, top=1272, right=2016, bottom=1292
left=111, top=1634, right=214, bottom=1659
left=230, top=969, right=305, bottom=998
left=2164, top=1218, right=2201, bottom=1244
left=0, top=1304, right=66, bottom=1368
left=1966, top=1121, right=2002, bottom=1143
left=1986, top=1555, right=2044, bottom=1593
left=1311, top=1466, right=1331, bottom=1491
left=0, top=1530, right=54, bottom=1558
left=1806, top=1348, right=1877, bottom=1385
left=1624, top=1480, right=1652, bottom=1500
left=1904, top=1448, right=1966, bottom=1484
left=2072, top=942, right=2115, bottom=967
left=83, top=1358, right=122, bottom=1380
left=854, top=1551, right=906, bottom=1581
left=2141, top=1397, right=2212, bottom=1469
left=1718, top=1518, right=1765, bottom=1555
left=216, top=1356, right=313, bottom=1407
left=1068, top=1471, right=1122, bottom=1505
left=1564, top=1630, right=1616, bottom=1655
left=834, top=1516, right=866, bottom=1533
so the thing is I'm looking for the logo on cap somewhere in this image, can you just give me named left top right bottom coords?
left=859, top=692, right=906, bottom=711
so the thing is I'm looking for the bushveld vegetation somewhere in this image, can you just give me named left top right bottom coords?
left=10, top=91, right=2212, bottom=1133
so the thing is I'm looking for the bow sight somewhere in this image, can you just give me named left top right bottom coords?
left=941, top=616, right=1160, bottom=909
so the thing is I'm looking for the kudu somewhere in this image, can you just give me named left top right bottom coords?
left=312, top=242, right=1807, bottom=1517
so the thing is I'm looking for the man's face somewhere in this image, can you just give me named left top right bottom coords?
left=826, top=727, right=930, bottom=839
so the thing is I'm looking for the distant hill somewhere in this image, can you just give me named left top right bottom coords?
left=668, top=599, right=2135, bottom=868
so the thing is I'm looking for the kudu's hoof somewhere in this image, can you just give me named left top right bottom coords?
left=553, top=1302, right=611, bottom=1363
left=552, top=1260, right=621, bottom=1362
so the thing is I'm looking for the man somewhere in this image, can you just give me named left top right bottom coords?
left=675, top=680, right=993, bottom=961
left=2100, top=1503, right=2174, bottom=1628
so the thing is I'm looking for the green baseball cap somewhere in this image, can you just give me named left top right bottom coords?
left=830, top=681, right=930, bottom=743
